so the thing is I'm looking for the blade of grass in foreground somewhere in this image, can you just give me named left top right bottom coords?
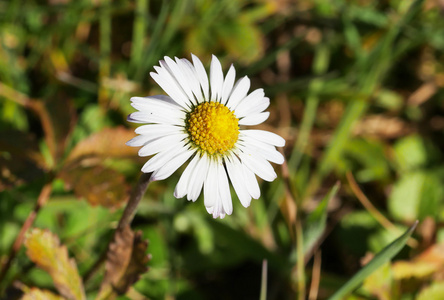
left=328, top=221, right=418, bottom=300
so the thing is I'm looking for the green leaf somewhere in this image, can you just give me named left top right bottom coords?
left=388, top=171, right=443, bottom=222
left=341, top=138, right=390, bottom=182
left=375, top=89, right=403, bottom=111
left=174, top=211, right=215, bottom=254
left=328, top=221, right=418, bottom=300
left=393, top=135, right=428, bottom=171
left=416, top=281, right=444, bottom=300
left=217, top=19, right=263, bottom=64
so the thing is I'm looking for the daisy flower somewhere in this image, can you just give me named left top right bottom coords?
left=127, top=54, right=285, bottom=219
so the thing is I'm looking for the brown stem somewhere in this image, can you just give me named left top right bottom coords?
left=117, top=172, right=152, bottom=230
left=83, top=172, right=152, bottom=283
left=308, top=250, right=322, bottom=300
left=346, top=171, right=418, bottom=248
left=0, top=82, right=31, bottom=107
left=0, top=182, right=53, bottom=283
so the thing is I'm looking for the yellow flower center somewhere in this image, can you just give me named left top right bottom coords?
left=186, top=102, right=239, bottom=155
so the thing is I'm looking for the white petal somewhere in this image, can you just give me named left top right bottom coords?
left=206, top=204, right=226, bottom=219
left=192, top=54, right=209, bottom=101
left=130, top=96, right=187, bottom=124
left=174, top=154, right=200, bottom=199
left=234, top=88, right=264, bottom=112
left=150, top=67, right=190, bottom=109
left=150, top=148, right=194, bottom=181
left=238, top=149, right=277, bottom=182
left=235, top=97, right=270, bottom=119
left=210, top=196, right=226, bottom=219
left=130, top=106, right=185, bottom=122
left=127, top=114, right=147, bottom=124
left=238, top=112, right=270, bottom=126
left=135, top=124, right=181, bottom=135
left=130, top=95, right=182, bottom=110
left=217, top=160, right=232, bottom=215
left=126, top=134, right=151, bottom=147
left=203, top=159, right=230, bottom=219
left=210, top=55, right=224, bottom=101
left=226, top=76, right=250, bottom=110
left=162, top=57, right=196, bottom=105
left=204, top=159, right=218, bottom=208
left=188, top=153, right=210, bottom=201
left=241, top=129, right=286, bottom=147
left=238, top=136, right=285, bottom=164
left=176, top=58, right=204, bottom=103
left=141, top=141, right=187, bottom=173
left=225, top=155, right=251, bottom=207
left=221, top=65, right=235, bottom=105
left=128, top=111, right=184, bottom=126
left=138, top=133, right=187, bottom=157
left=242, top=163, right=260, bottom=199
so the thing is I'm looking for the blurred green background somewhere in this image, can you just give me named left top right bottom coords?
left=1, top=0, right=444, bottom=299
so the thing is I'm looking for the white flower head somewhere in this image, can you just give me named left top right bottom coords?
left=127, top=54, right=285, bottom=219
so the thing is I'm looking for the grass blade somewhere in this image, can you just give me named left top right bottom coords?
left=328, top=220, right=418, bottom=300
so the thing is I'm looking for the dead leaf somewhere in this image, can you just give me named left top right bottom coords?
left=96, top=226, right=150, bottom=300
left=393, top=243, right=444, bottom=280
left=353, top=115, right=411, bottom=139
left=0, top=130, right=46, bottom=190
left=407, top=81, right=437, bottom=106
left=59, top=165, right=129, bottom=209
left=29, top=94, right=76, bottom=163
left=66, top=127, right=138, bottom=164
left=24, top=228, right=86, bottom=300
left=21, top=288, right=65, bottom=300
left=59, top=127, right=137, bottom=209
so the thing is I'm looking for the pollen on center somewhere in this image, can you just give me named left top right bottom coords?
left=186, top=102, right=239, bottom=155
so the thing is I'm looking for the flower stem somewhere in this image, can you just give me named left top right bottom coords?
left=83, top=172, right=152, bottom=283
left=117, top=172, right=152, bottom=230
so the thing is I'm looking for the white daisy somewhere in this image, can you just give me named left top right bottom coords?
left=127, top=54, right=285, bottom=219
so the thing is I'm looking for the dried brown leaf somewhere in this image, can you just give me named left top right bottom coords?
left=21, top=288, right=65, bottom=300
left=29, top=94, right=76, bottom=163
left=59, top=165, right=129, bottom=209
left=24, top=228, right=86, bottom=300
left=96, top=226, right=150, bottom=300
left=393, top=243, right=444, bottom=280
left=407, top=81, right=437, bottom=106
left=66, top=127, right=138, bottom=164
left=0, top=130, right=46, bottom=190
left=353, top=115, right=411, bottom=139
